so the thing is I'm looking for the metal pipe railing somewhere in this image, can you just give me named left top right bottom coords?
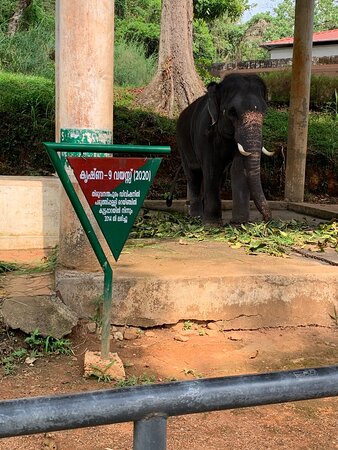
left=0, top=366, right=337, bottom=442
left=44, top=142, right=171, bottom=154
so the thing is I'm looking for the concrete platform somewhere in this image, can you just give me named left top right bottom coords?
left=1, top=201, right=337, bottom=331
left=56, top=239, right=337, bottom=329
left=56, top=201, right=338, bottom=329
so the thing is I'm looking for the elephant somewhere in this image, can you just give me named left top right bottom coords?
left=176, top=73, right=273, bottom=226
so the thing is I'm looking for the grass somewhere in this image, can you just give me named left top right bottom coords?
left=0, top=246, right=58, bottom=276
left=116, top=374, right=157, bottom=387
left=130, top=212, right=338, bottom=257
left=329, top=307, right=338, bottom=327
left=0, top=25, right=55, bottom=79
left=1, top=328, right=73, bottom=376
left=0, top=261, right=21, bottom=274
left=24, top=328, right=72, bottom=355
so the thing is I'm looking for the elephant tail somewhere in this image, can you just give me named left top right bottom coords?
left=165, top=164, right=183, bottom=207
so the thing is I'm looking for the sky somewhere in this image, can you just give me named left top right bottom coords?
left=242, top=0, right=281, bottom=22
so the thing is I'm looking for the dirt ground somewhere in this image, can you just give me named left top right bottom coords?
left=0, top=321, right=337, bottom=450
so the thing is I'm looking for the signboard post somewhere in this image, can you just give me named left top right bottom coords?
left=44, top=143, right=171, bottom=359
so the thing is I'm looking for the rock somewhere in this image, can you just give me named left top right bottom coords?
left=25, top=356, right=37, bottom=366
left=2, top=273, right=78, bottom=338
left=181, top=329, right=198, bottom=336
left=207, top=322, right=219, bottom=330
left=86, top=322, right=97, bottom=333
left=113, top=331, right=124, bottom=341
left=145, top=331, right=155, bottom=337
left=83, top=351, right=125, bottom=380
left=174, top=334, right=189, bottom=342
left=205, top=329, right=218, bottom=337
left=215, top=321, right=224, bottom=329
left=124, top=327, right=140, bottom=340
left=172, top=322, right=183, bottom=332
left=227, top=333, right=243, bottom=342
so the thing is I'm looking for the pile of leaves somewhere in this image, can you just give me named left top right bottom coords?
left=129, top=211, right=338, bottom=257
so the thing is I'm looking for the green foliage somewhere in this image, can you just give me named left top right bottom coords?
left=116, top=373, right=156, bottom=387
left=193, top=18, right=216, bottom=82
left=313, top=0, right=338, bottom=31
left=130, top=213, right=338, bottom=257
left=263, top=0, right=295, bottom=41
left=0, top=71, right=54, bottom=175
left=0, top=0, right=54, bottom=78
left=329, top=306, right=338, bottom=326
left=260, top=72, right=338, bottom=108
left=89, top=362, right=116, bottom=383
left=1, top=327, right=72, bottom=376
left=114, top=39, right=156, bottom=87
left=115, top=20, right=160, bottom=57
left=308, top=112, right=338, bottom=161
left=115, top=0, right=161, bottom=57
left=0, top=24, right=55, bottom=78
left=0, top=260, right=20, bottom=273
left=0, top=70, right=54, bottom=113
left=25, top=329, right=72, bottom=355
left=0, top=248, right=57, bottom=278
left=0, top=0, right=16, bottom=32
left=193, top=0, right=248, bottom=21
left=116, top=0, right=161, bottom=23
left=183, top=320, right=194, bottom=330
left=262, top=0, right=338, bottom=41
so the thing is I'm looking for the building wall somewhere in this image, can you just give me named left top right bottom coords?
left=270, top=44, right=338, bottom=59
left=0, top=176, right=60, bottom=250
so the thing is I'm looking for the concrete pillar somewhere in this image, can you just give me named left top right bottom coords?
left=285, top=0, right=314, bottom=202
left=55, top=1, right=114, bottom=270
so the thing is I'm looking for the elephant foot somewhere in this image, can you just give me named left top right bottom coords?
left=230, top=216, right=249, bottom=225
left=189, top=203, right=203, bottom=218
left=203, top=218, right=223, bottom=228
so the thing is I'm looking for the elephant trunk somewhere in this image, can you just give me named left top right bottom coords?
left=236, top=111, right=271, bottom=222
left=243, top=152, right=271, bottom=221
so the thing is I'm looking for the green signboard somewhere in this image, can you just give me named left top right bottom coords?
left=68, top=156, right=161, bottom=261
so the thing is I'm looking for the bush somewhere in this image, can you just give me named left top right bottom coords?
left=114, top=39, right=156, bottom=87
left=261, top=71, right=338, bottom=107
left=0, top=25, right=55, bottom=79
left=0, top=71, right=54, bottom=175
left=0, top=74, right=336, bottom=199
left=261, top=108, right=338, bottom=198
left=115, top=19, right=160, bottom=57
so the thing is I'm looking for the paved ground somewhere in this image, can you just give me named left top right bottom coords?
left=0, top=202, right=337, bottom=449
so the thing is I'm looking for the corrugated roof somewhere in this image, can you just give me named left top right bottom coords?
left=262, top=28, right=338, bottom=48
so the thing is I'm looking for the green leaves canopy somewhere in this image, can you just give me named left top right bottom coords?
left=193, top=0, right=248, bottom=21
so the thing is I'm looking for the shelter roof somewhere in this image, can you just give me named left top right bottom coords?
left=262, top=28, right=338, bottom=49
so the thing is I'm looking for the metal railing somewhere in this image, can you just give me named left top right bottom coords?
left=0, top=365, right=337, bottom=449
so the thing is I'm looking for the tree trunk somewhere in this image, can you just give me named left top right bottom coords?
left=7, top=0, right=32, bottom=36
left=137, top=0, right=205, bottom=117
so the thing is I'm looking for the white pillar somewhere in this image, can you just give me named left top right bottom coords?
left=56, top=0, right=114, bottom=269
left=285, top=0, right=314, bottom=202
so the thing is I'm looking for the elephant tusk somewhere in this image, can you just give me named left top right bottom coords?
left=237, top=143, right=251, bottom=156
left=262, top=147, right=274, bottom=156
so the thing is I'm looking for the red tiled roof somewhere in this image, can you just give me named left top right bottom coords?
left=262, top=29, right=338, bottom=48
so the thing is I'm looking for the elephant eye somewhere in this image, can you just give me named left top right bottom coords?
left=228, top=107, right=237, bottom=118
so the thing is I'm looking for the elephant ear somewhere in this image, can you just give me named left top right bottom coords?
left=207, top=82, right=219, bottom=126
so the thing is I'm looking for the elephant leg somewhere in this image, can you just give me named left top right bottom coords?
left=203, top=167, right=223, bottom=227
left=231, top=155, right=250, bottom=224
left=187, top=168, right=203, bottom=217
